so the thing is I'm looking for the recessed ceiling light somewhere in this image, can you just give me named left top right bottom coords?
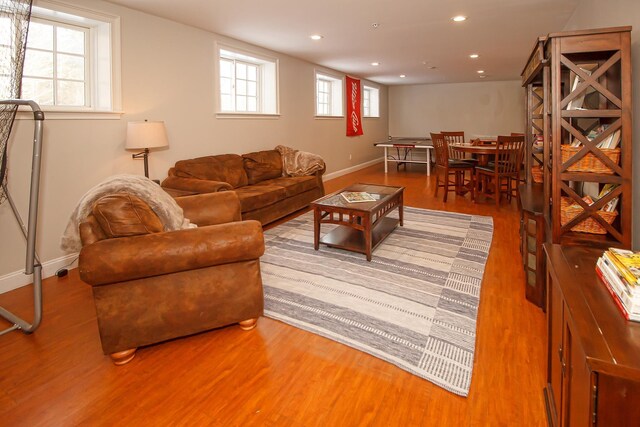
left=371, top=23, right=379, bottom=29
left=310, top=34, right=323, bottom=40
left=427, top=66, right=437, bottom=70
left=452, top=15, right=467, bottom=22
left=469, top=54, right=479, bottom=59
left=400, top=74, right=406, bottom=78
left=479, top=75, right=487, bottom=79
left=371, top=62, right=380, bottom=66
left=477, top=70, right=485, bottom=74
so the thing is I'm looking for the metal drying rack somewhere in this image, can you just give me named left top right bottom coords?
left=0, top=99, right=44, bottom=336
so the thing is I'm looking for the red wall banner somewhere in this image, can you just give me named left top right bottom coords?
left=346, top=76, right=363, bottom=136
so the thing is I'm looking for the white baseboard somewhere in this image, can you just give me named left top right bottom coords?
left=323, top=157, right=383, bottom=181
left=0, top=253, right=78, bottom=294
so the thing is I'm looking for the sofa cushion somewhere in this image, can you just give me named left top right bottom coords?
left=92, top=193, right=164, bottom=238
left=174, top=154, right=248, bottom=188
left=256, top=176, right=318, bottom=198
left=234, top=185, right=287, bottom=212
left=242, top=150, right=283, bottom=184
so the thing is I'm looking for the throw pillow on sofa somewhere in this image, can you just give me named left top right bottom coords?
left=174, top=154, right=249, bottom=188
left=92, top=193, right=164, bottom=238
left=242, top=150, right=283, bottom=184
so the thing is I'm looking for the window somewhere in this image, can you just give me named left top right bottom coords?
left=315, top=72, right=343, bottom=117
left=22, top=18, right=89, bottom=107
left=1, top=1, right=121, bottom=115
left=218, top=47, right=278, bottom=115
left=316, top=77, right=331, bottom=115
left=363, top=85, right=380, bottom=117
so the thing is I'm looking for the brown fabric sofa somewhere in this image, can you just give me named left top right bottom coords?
left=161, top=149, right=325, bottom=225
left=78, top=191, right=264, bottom=365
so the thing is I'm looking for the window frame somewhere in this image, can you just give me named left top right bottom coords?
left=15, top=0, right=122, bottom=119
left=315, top=70, right=343, bottom=118
left=362, top=84, right=380, bottom=118
left=216, top=43, right=279, bottom=117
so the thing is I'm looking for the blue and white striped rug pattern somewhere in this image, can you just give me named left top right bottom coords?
left=261, top=207, right=493, bottom=396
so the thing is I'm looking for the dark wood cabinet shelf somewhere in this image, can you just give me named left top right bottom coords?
left=521, top=26, right=633, bottom=249
left=519, top=184, right=546, bottom=308
left=544, top=244, right=640, bottom=427
left=519, top=26, right=633, bottom=308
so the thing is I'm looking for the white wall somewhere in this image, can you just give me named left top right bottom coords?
left=388, top=80, right=525, bottom=138
left=0, top=0, right=388, bottom=285
left=563, top=0, right=639, bottom=249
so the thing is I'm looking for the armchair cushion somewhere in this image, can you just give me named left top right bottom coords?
left=242, top=150, right=283, bottom=184
left=174, top=154, right=248, bottom=188
left=92, top=193, right=164, bottom=238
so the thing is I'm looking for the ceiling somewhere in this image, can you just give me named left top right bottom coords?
left=104, top=0, right=580, bottom=85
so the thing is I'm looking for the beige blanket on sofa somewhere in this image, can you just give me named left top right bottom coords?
left=275, top=145, right=325, bottom=177
left=60, top=174, right=192, bottom=253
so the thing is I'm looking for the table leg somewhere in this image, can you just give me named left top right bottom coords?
left=399, top=195, right=404, bottom=227
left=313, top=208, right=320, bottom=251
left=364, top=214, right=372, bottom=261
left=383, top=147, right=388, bottom=173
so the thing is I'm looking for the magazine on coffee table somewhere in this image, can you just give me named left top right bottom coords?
left=341, top=191, right=377, bottom=203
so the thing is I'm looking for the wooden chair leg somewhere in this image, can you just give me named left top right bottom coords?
left=469, top=170, right=475, bottom=201
left=443, top=171, right=449, bottom=202
left=434, top=171, right=439, bottom=197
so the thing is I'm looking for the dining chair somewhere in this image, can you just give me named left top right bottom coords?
left=474, top=135, right=525, bottom=207
left=510, top=133, right=526, bottom=189
left=441, top=131, right=466, bottom=160
left=431, top=133, right=475, bottom=202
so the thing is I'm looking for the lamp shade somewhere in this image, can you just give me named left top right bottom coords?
left=125, top=121, right=169, bottom=150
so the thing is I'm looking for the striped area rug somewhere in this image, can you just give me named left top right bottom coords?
left=261, top=207, right=493, bottom=396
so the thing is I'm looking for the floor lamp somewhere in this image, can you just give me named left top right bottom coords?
left=125, top=120, right=169, bottom=178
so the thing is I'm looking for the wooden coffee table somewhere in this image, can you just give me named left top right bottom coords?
left=311, top=183, right=404, bottom=261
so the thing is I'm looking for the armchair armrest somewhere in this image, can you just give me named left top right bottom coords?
left=79, top=220, right=264, bottom=286
left=161, top=176, right=232, bottom=194
left=175, top=192, right=242, bottom=226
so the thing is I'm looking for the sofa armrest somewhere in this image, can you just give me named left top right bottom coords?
left=79, top=220, right=264, bottom=286
left=175, top=192, right=242, bottom=226
left=161, top=176, right=232, bottom=194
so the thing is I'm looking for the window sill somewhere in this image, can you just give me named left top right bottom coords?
left=216, top=112, right=280, bottom=119
left=16, top=109, right=124, bottom=120
left=315, top=115, right=344, bottom=120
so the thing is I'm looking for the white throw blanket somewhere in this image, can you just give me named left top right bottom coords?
left=60, top=174, right=192, bottom=252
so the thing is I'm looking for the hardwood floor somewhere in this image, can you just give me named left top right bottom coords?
left=0, top=163, right=547, bottom=426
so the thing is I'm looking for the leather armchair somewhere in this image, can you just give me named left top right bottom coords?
left=78, top=191, right=264, bottom=365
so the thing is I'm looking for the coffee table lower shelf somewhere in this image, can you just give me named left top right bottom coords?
left=319, top=216, right=399, bottom=260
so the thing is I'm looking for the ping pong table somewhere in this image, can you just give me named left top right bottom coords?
left=374, top=137, right=433, bottom=175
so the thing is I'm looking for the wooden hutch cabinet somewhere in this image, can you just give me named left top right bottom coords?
left=544, top=244, right=640, bottom=427
left=519, top=27, right=633, bottom=309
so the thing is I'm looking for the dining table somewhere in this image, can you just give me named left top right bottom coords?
left=451, top=143, right=498, bottom=166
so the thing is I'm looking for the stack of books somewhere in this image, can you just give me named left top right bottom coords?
left=595, top=248, right=640, bottom=322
